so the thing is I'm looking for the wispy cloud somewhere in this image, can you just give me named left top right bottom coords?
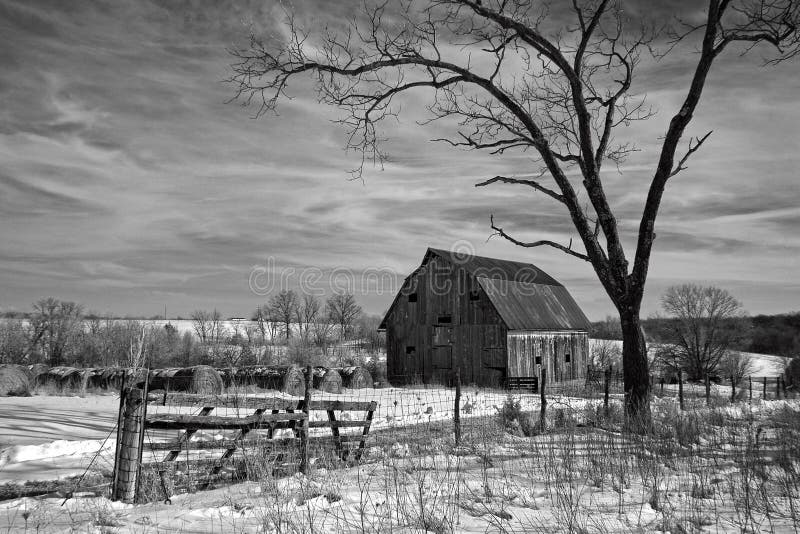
left=0, top=0, right=798, bottom=318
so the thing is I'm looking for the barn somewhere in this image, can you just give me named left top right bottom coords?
left=379, top=248, right=591, bottom=388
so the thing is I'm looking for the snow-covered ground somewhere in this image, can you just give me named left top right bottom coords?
left=589, top=338, right=792, bottom=377
left=1, top=397, right=798, bottom=533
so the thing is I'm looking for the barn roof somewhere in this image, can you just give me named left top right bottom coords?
left=424, top=248, right=563, bottom=286
left=379, top=248, right=591, bottom=332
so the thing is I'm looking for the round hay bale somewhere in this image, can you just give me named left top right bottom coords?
left=100, top=367, right=125, bottom=390
left=243, top=365, right=306, bottom=396
left=145, top=368, right=180, bottom=391
left=45, top=366, right=83, bottom=390
left=218, top=367, right=237, bottom=388
left=312, top=367, right=342, bottom=394
left=2, top=364, right=34, bottom=383
left=28, top=363, right=49, bottom=382
left=337, top=366, right=373, bottom=389
left=171, top=366, right=223, bottom=394
left=0, top=365, right=31, bottom=396
left=84, top=368, right=105, bottom=389
left=282, top=365, right=306, bottom=397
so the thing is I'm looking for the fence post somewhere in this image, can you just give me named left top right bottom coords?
left=730, top=376, right=736, bottom=403
left=454, top=368, right=461, bottom=446
left=749, top=376, right=752, bottom=403
left=678, top=369, right=684, bottom=411
left=776, top=376, right=781, bottom=400
left=300, top=365, right=312, bottom=474
left=603, top=365, right=612, bottom=416
left=781, top=375, right=787, bottom=398
left=763, top=376, right=767, bottom=399
left=704, top=374, right=711, bottom=405
left=111, top=387, right=145, bottom=503
left=539, top=368, right=547, bottom=432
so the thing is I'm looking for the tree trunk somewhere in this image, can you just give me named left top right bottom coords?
left=620, top=312, right=650, bottom=425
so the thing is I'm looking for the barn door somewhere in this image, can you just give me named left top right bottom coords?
left=432, top=346, right=452, bottom=369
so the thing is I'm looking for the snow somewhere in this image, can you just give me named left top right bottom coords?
left=1, top=373, right=797, bottom=532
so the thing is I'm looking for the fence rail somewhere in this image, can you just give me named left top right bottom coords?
left=111, top=366, right=377, bottom=503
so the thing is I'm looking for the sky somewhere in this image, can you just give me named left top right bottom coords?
left=0, top=0, right=798, bottom=321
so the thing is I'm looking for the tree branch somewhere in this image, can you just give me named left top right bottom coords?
left=669, top=131, right=713, bottom=177
left=475, top=175, right=565, bottom=203
left=489, top=215, right=590, bottom=262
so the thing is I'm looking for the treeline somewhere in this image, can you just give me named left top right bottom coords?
left=592, top=312, right=800, bottom=357
left=0, top=292, right=386, bottom=370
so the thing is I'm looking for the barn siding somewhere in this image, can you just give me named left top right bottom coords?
left=507, top=331, right=588, bottom=382
left=385, top=255, right=508, bottom=387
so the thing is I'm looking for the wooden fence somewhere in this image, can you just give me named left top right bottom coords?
left=111, top=367, right=376, bottom=503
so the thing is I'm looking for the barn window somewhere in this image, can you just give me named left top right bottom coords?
left=469, top=290, right=480, bottom=301
left=565, top=353, right=571, bottom=363
left=408, top=293, right=418, bottom=303
left=437, top=314, right=452, bottom=324
left=535, top=355, right=542, bottom=365
left=406, top=346, right=416, bottom=355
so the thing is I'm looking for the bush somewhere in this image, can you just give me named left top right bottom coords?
left=497, top=395, right=523, bottom=429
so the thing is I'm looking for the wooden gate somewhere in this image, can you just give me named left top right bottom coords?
left=111, top=388, right=377, bottom=503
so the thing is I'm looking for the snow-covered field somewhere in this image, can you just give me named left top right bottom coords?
left=589, top=338, right=792, bottom=377
left=0, top=396, right=798, bottom=533
left=0, top=345, right=797, bottom=532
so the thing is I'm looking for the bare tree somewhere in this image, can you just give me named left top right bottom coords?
left=295, top=294, right=321, bottom=341
left=657, top=284, right=744, bottom=381
left=229, top=0, right=800, bottom=418
left=718, top=352, right=754, bottom=384
left=326, top=293, right=363, bottom=342
left=0, top=319, right=30, bottom=364
left=269, top=290, right=298, bottom=342
left=590, top=338, right=622, bottom=371
left=29, top=298, right=84, bottom=366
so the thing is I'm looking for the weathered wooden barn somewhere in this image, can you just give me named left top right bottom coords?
left=379, top=248, right=591, bottom=387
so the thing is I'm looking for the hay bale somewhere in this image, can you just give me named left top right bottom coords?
left=312, top=367, right=342, bottom=394
left=84, top=368, right=105, bottom=389
left=2, top=364, right=34, bottom=383
left=0, top=365, right=31, bottom=396
left=146, top=366, right=223, bottom=394
left=27, top=364, right=49, bottom=382
left=243, top=365, right=306, bottom=396
left=100, top=367, right=125, bottom=390
left=337, top=366, right=373, bottom=389
left=218, top=368, right=238, bottom=388
left=44, top=366, right=83, bottom=390
left=177, top=365, right=223, bottom=394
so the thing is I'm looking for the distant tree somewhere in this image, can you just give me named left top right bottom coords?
left=295, top=294, right=321, bottom=341
left=29, top=298, right=84, bottom=366
left=589, top=338, right=621, bottom=371
left=269, top=290, right=298, bottom=342
left=718, top=352, right=754, bottom=385
left=356, top=314, right=386, bottom=353
left=0, top=319, right=30, bottom=364
left=327, top=293, right=363, bottom=342
left=785, top=357, right=800, bottom=390
left=656, top=284, right=745, bottom=381
left=190, top=309, right=224, bottom=345
left=591, top=316, right=623, bottom=340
